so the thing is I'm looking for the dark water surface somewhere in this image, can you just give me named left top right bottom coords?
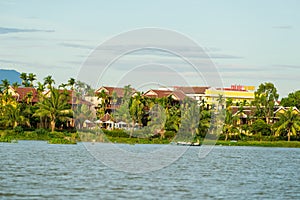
left=0, top=141, right=299, bottom=199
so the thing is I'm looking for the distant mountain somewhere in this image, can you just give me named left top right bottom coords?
left=0, top=69, right=21, bottom=84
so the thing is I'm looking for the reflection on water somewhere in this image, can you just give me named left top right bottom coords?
left=0, top=141, right=300, bottom=199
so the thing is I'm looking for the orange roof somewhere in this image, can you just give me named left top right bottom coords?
left=170, top=90, right=187, bottom=101
left=95, top=86, right=135, bottom=97
left=143, top=89, right=172, bottom=98
left=14, top=87, right=39, bottom=103
left=174, top=86, right=209, bottom=94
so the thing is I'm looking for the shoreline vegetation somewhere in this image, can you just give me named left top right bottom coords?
left=1, top=129, right=300, bottom=148
left=2, top=73, right=300, bottom=147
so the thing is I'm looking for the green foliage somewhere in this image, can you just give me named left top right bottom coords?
left=280, top=90, right=300, bottom=108
left=13, top=126, right=24, bottom=134
left=253, top=82, right=279, bottom=124
left=34, top=128, right=50, bottom=135
left=48, top=138, right=76, bottom=144
left=250, top=119, right=271, bottom=136
left=102, top=129, right=129, bottom=138
left=274, top=107, right=300, bottom=141
left=34, top=88, right=72, bottom=132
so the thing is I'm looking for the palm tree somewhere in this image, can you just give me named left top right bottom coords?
left=34, top=88, right=71, bottom=132
left=28, top=73, right=36, bottom=87
left=222, top=108, right=239, bottom=141
left=129, top=92, right=144, bottom=129
left=59, top=83, right=68, bottom=89
left=68, top=78, right=76, bottom=90
left=274, top=108, right=300, bottom=141
left=20, top=72, right=29, bottom=87
left=44, top=75, right=55, bottom=89
left=0, top=79, right=10, bottom=94
left=0, top=103, right=29, bottom=128
left=12, top=82, right=20, bottom=90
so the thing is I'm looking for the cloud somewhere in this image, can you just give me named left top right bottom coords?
left=59, top=42, right=95, bottom=50
left=0, top=27, right=54, bottom=34
left=272, top=25, right=293, bottom=29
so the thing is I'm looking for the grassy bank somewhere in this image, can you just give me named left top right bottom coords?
left=1, top=129, right=300, bottom=147
left=213, top=140, right=300, bottom=148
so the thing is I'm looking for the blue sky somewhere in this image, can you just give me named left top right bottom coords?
left=0, top=0, right=299, bottom=97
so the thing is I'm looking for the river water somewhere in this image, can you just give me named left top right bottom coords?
left=0, top=141, right=299, bottom=199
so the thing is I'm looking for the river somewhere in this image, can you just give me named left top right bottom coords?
left=0, top=141, right=299, bottom=199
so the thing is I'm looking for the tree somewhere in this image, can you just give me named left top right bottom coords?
left=250, top=119, right=271, bottom=137
left=222, top=108, right=239, bottom=141
left=96, top=89, right=109, bottom=118
left=34, top=88, right=71, bottom=132
left=12, top=82, right=20, bottom=89
left=28, top=73, right=36, bottom=87
left=73, top=104, right=95, bottom=129
left=36, top=82, right=45, bottom=93
left=68, top=78, right=76, bottom=90
left=280, top=90, right=300, bottom=108
left=44, top=75, right=55, bottom=89
left=129, top=92, right=144, bottom=129
left=178, top=98, right=200, bottom=141
left=253, top=82, right=279, bottom=124
left=0, top=79, right=10, bottom=94
left=20, top=73, right=30, bottom=87
left=274, top=108, right=300, bottom=141
left=0, top=103, right=29, bottom=128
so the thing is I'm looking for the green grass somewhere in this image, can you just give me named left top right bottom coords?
left=213, top=140, right=300, bottom=148
left=1, top=129, right=300, bottom=147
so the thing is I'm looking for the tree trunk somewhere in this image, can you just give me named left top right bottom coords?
left=288, top=131, right=290, bottom=142
left=51, top=120, right=55, bottom=132
left=225, top=133, right=228, bottom=141
left=13, top=121, right=18, bottom=128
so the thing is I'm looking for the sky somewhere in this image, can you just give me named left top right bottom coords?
left=0, top=0, right=299, bottom=98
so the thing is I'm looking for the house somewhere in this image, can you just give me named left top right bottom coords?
left=205, top=85, right=255, bottom=107
left=94, top=86, right=136, bottom=113
left=143, top=89, right=172, bottom=98
left=173, top=86, right=209, bottom=103
left=8, top=86, right=39, bottom=104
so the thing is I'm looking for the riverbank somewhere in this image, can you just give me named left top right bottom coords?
left=1, top=130, right=300, bottom=148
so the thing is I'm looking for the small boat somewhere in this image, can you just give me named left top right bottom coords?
left=176, top=141, right=200, bottom=146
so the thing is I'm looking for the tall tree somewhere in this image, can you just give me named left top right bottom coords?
left=253, top=82, right=279, bottom=124
left=20, top=73, right=30, bottom=87
left=44, top=75, right=55, bottom=89
left=280, top=90, right=300, bottom=108
left=0, top=103, right=29, bottom=128
left=68, top=78, right=76, bottom=90
left=28, top=73, right=36, bottom=87
left=34, top=88, right=71, bottom=132
left=0, top=79, right=10, bottom=94
left=129, top=92, right=144, bottom=129
left=12, top=82, right=20, bottom=89
left=274, top=108, right=300, bottom=141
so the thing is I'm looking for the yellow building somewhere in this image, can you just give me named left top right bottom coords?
left=204, top=85, right=255, bottom=106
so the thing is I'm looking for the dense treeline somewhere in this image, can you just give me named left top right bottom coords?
left=1, top=73, right=300, bottom=143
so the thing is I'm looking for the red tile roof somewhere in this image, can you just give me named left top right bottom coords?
left=170, top=90, right=187, bottom=101
left=174, top=86, right=209, bottom=94
left=143, top=89, right=172, bottom=98
left=14, top=87, right=39, bottom=103
left=95, top=86, right=136, bottom=97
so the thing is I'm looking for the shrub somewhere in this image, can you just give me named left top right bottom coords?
left=48, top=138, right=76, bottom=144
left=13, top=126, right=24, bottom=134
left=250, top=119, right=271, bottom=136
left=34, top=128, right=50, bottom=135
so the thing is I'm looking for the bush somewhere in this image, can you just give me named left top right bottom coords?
left=48, top=138, right=76, bottom=144
left=250, top=119, right=271, bottom=136
left=34, top=128, right=50, bottom=135
left=164, top=131, right=175, bottom=139
left=102, top=129, right=129, bottom=138
left=13, top=126, right=24, bottom=134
